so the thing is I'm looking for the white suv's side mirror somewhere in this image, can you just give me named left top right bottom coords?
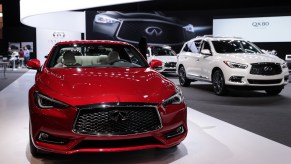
left=201, top=49, right=211, bottom=55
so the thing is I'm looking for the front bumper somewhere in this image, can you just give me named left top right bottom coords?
left=223, top=66, right=289, bottom=87
left=156, top=66, right=177, bottom=73
left=29, top=89, right=187, bottom=154
left=155, top=62, right=177, bottom=73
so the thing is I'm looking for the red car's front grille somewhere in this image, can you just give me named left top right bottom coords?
left=73, top=105, right=162, bottom=135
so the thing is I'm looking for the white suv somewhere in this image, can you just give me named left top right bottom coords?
left=176, top=36, right=289, bottom=95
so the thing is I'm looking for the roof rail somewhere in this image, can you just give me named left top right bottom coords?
left=195, top=35, right=243, bottom=39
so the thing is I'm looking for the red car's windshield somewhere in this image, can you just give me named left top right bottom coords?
left=47, top=44, right=148, bottom=68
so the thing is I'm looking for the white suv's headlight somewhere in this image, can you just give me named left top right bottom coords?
left=94, top=15, right=120, bottom=24
left=162, top=87, right=184, bottom=106
left=223, top=61, right=248, bottom=69
left=34, top=92, right=69, bottom=109
left=281, top=62, right=288, bottom=69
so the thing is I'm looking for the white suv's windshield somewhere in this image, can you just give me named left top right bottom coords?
left=212, top=40, right=263, bottom=54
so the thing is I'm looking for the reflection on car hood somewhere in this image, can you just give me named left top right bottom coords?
left=220, top=53, right=284, bottom=63
left=37, top=67, right=175, bottom=105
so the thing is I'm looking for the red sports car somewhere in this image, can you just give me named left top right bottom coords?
left=27, top=40, right=187, bottom=156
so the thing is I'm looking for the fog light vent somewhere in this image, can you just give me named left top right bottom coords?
left=164, top=126, right=184, bottom=139
left=229, top=76, right=244, bottom=83
left=38, top=132, right=69, bottom=145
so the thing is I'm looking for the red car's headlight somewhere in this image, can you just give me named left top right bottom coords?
left=162, top=87, right=184, bottom=106
left=34, top=92, right=69, bottom=109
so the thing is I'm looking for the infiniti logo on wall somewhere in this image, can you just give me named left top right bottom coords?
left=145, top=27, right=163, bottom=36
left=53, top=32, right=66, bottom=39
left=252, top=21, right=269, bottom=28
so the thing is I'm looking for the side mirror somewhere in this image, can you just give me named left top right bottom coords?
left=150, top=59, right=163, bottom=70
left=27, top=59, right=41, bottom=70
left=201, top=49, right=211, bottom=55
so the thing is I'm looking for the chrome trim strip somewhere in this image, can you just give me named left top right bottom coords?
left=187, top=73, right=210, bottom=81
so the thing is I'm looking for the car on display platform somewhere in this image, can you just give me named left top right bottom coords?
left=27, top=40, right=187, bottom=156
left=176, top=35, right=290, bottom=96
left=147, top=45, right=177, bottom=74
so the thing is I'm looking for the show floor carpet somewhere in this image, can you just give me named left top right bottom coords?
left=0, top=70, right=291, bottom=164
left=0, top=68, right=28, bottom=91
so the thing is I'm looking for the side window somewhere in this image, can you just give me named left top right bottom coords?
left=188, top=41, right=199, bottom=53
left=182, top=40, right=201, bottom=53
left=194, top=40, right=202, bottom=52
left=201, top=41, right=211, bottom=51
left=182, top=43, right=190, bottom=52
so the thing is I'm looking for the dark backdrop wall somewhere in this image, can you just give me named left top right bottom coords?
left=85, top=4, right=291, bottom=59
left=2, top=0, right=291, bottom=60
left=1, top=0, right=36, bottom=59
left=86, top=10, right=212, bottom=52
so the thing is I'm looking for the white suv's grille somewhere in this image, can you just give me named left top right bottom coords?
left=250, top=63, right=282, bottom=76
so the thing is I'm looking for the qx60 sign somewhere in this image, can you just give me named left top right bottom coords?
left=252, top=21, right=270, bottom=28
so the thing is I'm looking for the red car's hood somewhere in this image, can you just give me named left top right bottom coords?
left=36, top=68, right=175, bottom=105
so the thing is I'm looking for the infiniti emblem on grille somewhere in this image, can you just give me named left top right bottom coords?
left=264, top=66, right=273, bottom=71
left=145, top=27, right=163, bottom=36
left=109, top=110, right=128, bottom=121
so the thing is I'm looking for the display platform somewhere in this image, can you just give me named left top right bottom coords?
left=0, top=70, right=291, bottom=164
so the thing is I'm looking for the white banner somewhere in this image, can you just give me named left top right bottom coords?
left=36, top=29, right=81, bottom=65
left=213, top=16, right=291, bottom=42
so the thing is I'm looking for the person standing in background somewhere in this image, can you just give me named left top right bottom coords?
left=19, top=48, right=24, bottom=58
left=18, top=48, right=25, bottom=68
left=138, top=36, right=148, bottom=60
left=24, top=46, right=30, bottom=66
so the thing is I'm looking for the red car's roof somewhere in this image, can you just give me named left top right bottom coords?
left=56, top=40, right=131, bottom=46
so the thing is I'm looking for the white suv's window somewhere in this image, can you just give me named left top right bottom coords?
left=200, top=41, right=211, bottom=51
left=212, top=40, right=262, bottom=54
left=194, top=40, right=202, bottom=51
left=181, top=42, right=191, bottom=52
left=181, top=40, right=201, bottom=53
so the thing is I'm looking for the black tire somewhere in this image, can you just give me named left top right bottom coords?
left=178, top=66, right=191, bottom=87
left=212, top=69, right=227, bottom=96
left=29, top=131, right=42, bottom=157
left=29, top=123, right=49, bottom=157
left=265, top=88, right=283, bottom=96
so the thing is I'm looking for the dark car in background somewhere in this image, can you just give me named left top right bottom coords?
left=92, top=11, right=196, bottom=50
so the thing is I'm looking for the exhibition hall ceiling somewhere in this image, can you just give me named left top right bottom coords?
left=89, top=0, right=291, bottom=11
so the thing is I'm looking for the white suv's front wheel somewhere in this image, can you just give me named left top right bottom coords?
left=212, top=69, right=227, bottom=96
left=178, top=66, right=191, bottom=87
